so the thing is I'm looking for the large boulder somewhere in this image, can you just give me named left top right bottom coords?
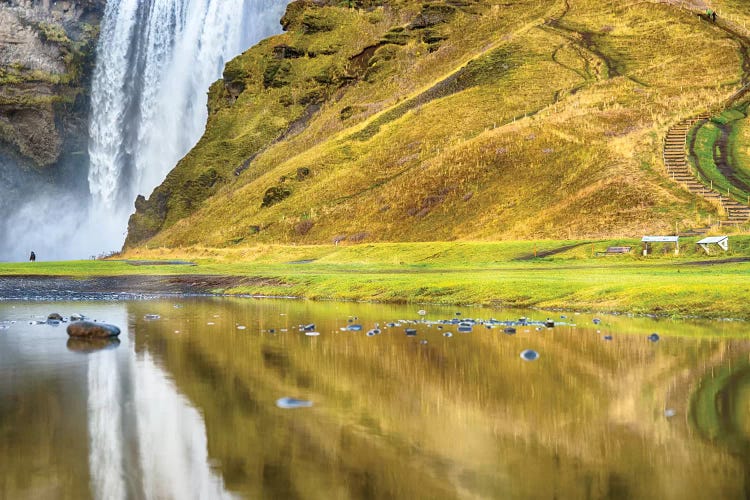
left=67, top=321, right=121, bottom=338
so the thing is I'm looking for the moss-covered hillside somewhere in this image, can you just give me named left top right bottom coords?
left=126, top=0, right=750, bottom=248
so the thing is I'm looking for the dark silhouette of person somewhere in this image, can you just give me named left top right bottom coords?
left=29, top=251, right=36, bottom=262
left=712, top=11, right=717, bottom=22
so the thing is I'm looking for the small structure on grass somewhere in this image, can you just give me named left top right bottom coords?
left=642, top=236, right=679, bottom=256
left=595, top=246, right=632, bottom=256
left=697, top=236, right=729, bottom=255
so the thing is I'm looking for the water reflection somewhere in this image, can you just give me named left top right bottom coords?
left=0, top=302, right=235, bottom=499
left=131, top=352, right=235, bottom=500
left=88, top=348, right=125, bottom=499
left=1, top=299, right=750, bottom=499
left=67, top=337, right=121, bottom=353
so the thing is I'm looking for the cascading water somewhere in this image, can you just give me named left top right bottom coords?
left=0, top=0, right=287, bottom=261
left=87, top=0, right=289, bottom=254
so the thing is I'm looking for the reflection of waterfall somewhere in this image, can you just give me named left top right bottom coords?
left=86, top=0, right=289, bottom=254
left=87, top=346, right=234, bottom=499
left=133, top=352, right=236, bottom=500
left=87, top=349, right=127, bottom=499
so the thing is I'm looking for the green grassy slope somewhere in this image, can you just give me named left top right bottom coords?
left=125, top=0, right=749, bottom=249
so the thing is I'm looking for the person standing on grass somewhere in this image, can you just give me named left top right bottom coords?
left=29, top=251, right=36, bottom=262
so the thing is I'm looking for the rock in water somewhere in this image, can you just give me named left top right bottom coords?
left=276, top=397, right=313, bottom=409
left=67, top=321, right=121, bottom=338
left=47, top=313, right=64, bottom=322
left=520, top=349, right=540, bottom=361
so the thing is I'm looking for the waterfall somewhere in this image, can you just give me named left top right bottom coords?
left=0, top=0, right=286, bottom=261
left=84, top=0, right=288, bottom=254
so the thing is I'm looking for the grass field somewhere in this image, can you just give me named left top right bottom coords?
left=688, top=105, right=750, bottom=203
left=4, top=239, right=750, bottom=320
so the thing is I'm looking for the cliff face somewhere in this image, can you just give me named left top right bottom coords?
left=0, top=0, right=104, bottom=168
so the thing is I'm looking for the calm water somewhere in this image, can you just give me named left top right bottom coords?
left=1, top=298, right=749, bottom=499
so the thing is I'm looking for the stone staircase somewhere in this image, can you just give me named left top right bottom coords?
left=663, top=117, right=750, bottom=227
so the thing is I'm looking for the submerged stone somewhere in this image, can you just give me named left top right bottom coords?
left=520, top=349, right=540, bottom=361
left=144, top=314, right=160, bottom=320
left=405, top=328, right=417, bottom=336
left=664, top=408, right=676, bottom=418
left=347, top=324, right=363, bottom=331
left=443, top=332, right=453, bottom=337
left=648, top=333, right=660, bottom=342
left=603, top=335, right=613, bottom=341
left=276, top=397, right=313, bottom=409
left=303, top=323, right=315, bottom=331
left=67, top=321, right=121, bottom=339
left=457, top=325, right=472, bottom=333
left=47, top=313, right=63, bottom=322
left=503, top=327, right=517, bottom=335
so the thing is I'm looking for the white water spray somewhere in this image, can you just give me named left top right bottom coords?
left=88, top=0, right=288, bottom=253
left=84, top=0, right=288, bottom=255
left=0, top=0, right=286, bottom=261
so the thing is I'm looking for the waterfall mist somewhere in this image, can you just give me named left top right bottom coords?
left=1, top=0, right=288, bottom=261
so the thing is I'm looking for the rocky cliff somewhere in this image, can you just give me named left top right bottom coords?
left=0, top=0, right=104, bottom=168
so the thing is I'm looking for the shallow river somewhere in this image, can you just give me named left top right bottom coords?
left=1, top=298, right=749, bottom=499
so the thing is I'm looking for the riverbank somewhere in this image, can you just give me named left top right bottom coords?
left=1, top=239, right=749, bottom=319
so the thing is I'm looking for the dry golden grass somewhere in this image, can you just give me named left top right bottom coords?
left=128, top=0, right=748, bottom=249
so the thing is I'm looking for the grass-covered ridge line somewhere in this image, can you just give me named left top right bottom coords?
left=125, top=0, right=750, bottom=249
left=5, top=239, right=750, bottom=320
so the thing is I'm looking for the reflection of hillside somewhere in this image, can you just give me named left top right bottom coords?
left=130, top=300, right=749, bottom=499
left=0, top=363, right=91, bottom=499
left=690, top=352, right=750, bottom=486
